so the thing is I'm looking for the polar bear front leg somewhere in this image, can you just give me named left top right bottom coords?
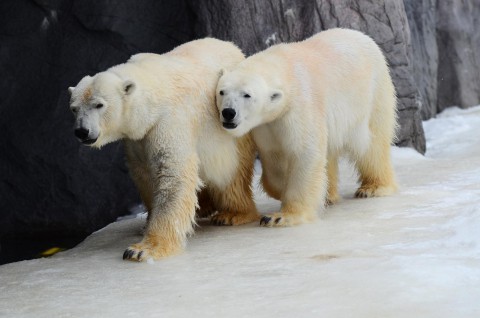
left=123, top=151, right=199, bottom=262
left=124, top=140, right=154, bottom=215
left=260, top=154, right=327, bottom=227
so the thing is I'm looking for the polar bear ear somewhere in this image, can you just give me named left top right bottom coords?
left=123, top=80, right=136, bottom=95
left=270, top=90, right=283, bottom=102
left=68, top=87, right=75, bottom=96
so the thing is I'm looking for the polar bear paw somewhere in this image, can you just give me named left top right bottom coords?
left=355, top=184, right=396, bottom=198
left=326, top=193, right=340, bottom=206
left=260, top=209, right=316, bottom=227
left=259, top=212, right=298, bottom=227
left=123, top=240, right=180, bottom=262
left=211, top=211, right=260, bottom=226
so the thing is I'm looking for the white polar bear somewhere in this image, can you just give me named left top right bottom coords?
left=216, top=28, right=398, bottom=227
left=69, top=38, right=259, bottom=261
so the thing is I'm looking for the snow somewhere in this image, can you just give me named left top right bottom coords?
left=1, top=106, right=480, bottom=317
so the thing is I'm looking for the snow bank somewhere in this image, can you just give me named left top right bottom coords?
left=1, top=106, right=479, bottom=317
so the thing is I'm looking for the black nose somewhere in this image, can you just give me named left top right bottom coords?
left=222, top=108, right=236, bottom=121
left=74, top=127, right=89, bottom=140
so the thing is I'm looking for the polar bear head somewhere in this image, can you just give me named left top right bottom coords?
left=68, top=72, right=136, bottom=148
left=216, top=69, right=284, bottom=137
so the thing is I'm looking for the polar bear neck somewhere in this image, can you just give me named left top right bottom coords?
left=109, top=63, right=186, bottom=141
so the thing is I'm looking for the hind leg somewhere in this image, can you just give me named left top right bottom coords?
left=326, top=154, right=340, bottom=205
left=354, top=66, right=398, bottom=198
left=354, top=139, right=397, bottom=198
left=210, top=136, right=260, bottom=226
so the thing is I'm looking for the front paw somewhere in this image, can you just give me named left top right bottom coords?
left=123, top=239, right=181, bottom=262
left=326, top=193, right=340, bottom=206
left=260, top=210, right=314, bottom=227
left=259, top=213, right=288, bottom=227
left=123, top=243, right=155, bottom=262
left=355, top=184, right=396, bottom=198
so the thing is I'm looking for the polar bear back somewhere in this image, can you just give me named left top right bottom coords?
left=128, top=38, right=244, bottom=79
left=168, top=38, right=245, bottom=70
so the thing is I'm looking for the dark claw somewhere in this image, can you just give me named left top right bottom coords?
left=274, top=217, right=281, bottom=224
left=137, top=251, right=143, bottom=260
left=260, top=216, right=272, bottom=225
left=123, top=249, right=135, bottom=260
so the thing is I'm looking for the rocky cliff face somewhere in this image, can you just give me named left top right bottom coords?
left=0, top=0, right=477, bottom=244
left=404, top=0, right=438, bottom=120
left=405, top=0, right=480, bottom=119
left=436, top=1, right=480, bottom=113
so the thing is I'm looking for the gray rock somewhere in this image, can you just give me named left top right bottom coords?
left=189, top=0, right=426, bottom=153
left=436, top=1, right=480, bottom=112
left=404, top=0, right=480, bottom=118
left=404, top=0, right=438, bottom=120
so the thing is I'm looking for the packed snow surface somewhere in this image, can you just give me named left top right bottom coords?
left=1, top=106, right=480, bottom=317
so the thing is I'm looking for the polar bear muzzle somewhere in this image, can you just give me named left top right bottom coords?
left=221, top=108, right=238, bottom=129
left=74, top=127, right=97, bottom=145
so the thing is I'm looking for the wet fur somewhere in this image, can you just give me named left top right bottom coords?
left=70, top=39, right=259, bottom=261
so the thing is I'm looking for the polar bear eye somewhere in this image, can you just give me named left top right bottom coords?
left=243, top=94, right=251, bottom=98
left=219, top=90, right=224, bottom=96
left=95, top=103, right=104, bottom=109
left=71, top=108, right=78, bottom=114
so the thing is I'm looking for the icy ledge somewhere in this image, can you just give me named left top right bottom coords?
left=1, top=106, right=479, bottom=317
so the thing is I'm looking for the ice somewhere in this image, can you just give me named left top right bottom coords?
left=1, top=106, right=480, bottom=317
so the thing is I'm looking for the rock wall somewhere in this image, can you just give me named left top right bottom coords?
left=436, top=1, right=480, bottom=113
left=404, top=0, right=480, bottom=119
left=404, top=0, right=438, bottom=120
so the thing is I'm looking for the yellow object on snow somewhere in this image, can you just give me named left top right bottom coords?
left=40, top=247, right=65, bottom=257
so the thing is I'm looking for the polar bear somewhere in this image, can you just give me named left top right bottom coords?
left=68, top=38, right=259, bottom=261
left=216, top=28, right=398, bottom=227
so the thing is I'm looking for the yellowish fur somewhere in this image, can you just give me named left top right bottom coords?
left=216, top=28, right=398, bottom=227
left=69, top=39, right=259, bottom=261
